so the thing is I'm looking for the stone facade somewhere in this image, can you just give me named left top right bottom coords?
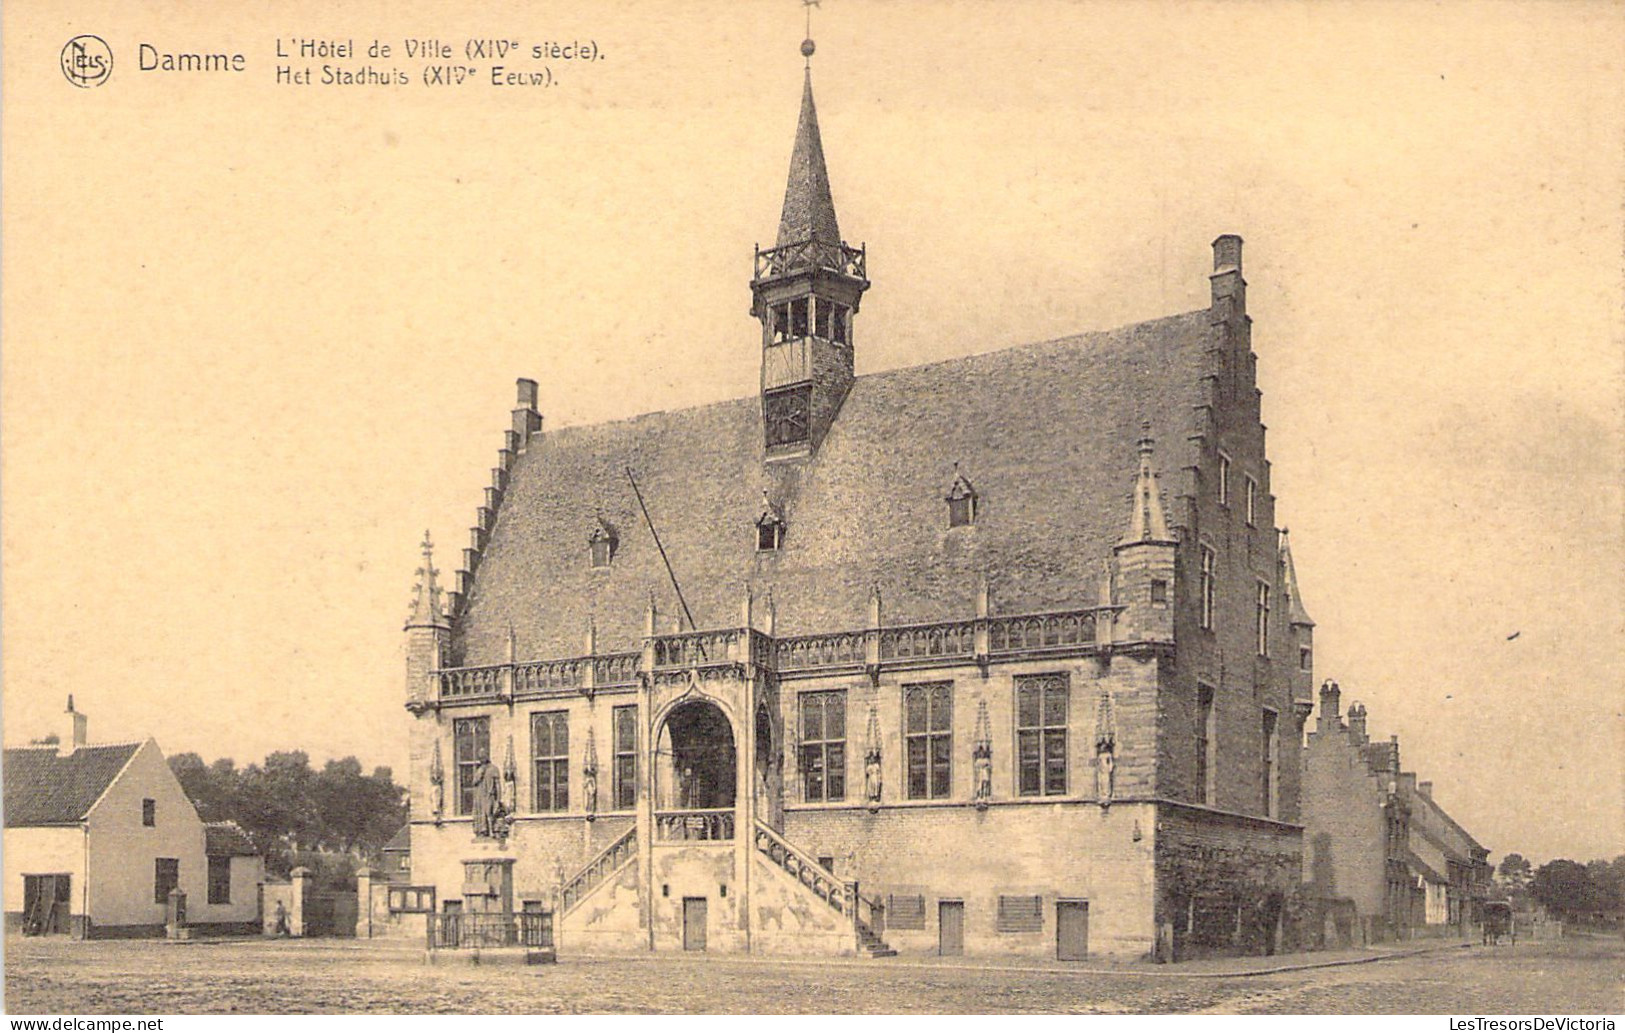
left=396, top=59, right=1314, bottom=963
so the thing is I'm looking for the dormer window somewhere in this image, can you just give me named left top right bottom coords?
left=756, top=493, right=786, bottom=551
left=945, top=468, right=978, bottom=528
left=588, top=518, right=618, bottom=569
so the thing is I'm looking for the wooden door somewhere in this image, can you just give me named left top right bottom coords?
left=683, top=897, right=708, bottom=951
left=938, top=900, right=964, bottom=956
left=1057, top=901, right=1089, bottom=960
left=23, top=875, right=69, bottom=935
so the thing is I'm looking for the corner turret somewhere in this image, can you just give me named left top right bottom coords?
left=1114, top=424, right=1177, bottom=643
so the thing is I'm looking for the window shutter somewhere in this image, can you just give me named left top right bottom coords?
left=996, top=894, right=1043, bottom=933
left=886, top=894, right=926, bottom=930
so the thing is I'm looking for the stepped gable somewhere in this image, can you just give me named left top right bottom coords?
left=454, top=310, right=1210, bottom=665
left=2, top=742, right=142, bottom=826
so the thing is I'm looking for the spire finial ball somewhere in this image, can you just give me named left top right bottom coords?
left=801, top=38, right=816, bottom=58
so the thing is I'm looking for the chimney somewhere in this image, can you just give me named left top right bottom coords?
left=1210, top=234, right=1246, bottom=316
left=61, top=695, right=88, bottom=755
left=1317, top=679, right=1341, bottom=734
left=512, top=378, right=543, bottom=448
left=1417, top=781, right=1432, bottom=799
left=1347, top=702, right=1368, bottom=745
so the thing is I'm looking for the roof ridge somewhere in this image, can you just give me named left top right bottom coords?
left=3, top=738, right=146, bottom=753
left=540, top=308, right=1211, bottom=439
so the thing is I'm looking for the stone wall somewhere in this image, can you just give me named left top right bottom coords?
left=1154, top=801, right=1303, bottom=960
left=786, top=801, right=1157, bottom=958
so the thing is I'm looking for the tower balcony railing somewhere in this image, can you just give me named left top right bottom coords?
left=754, top=238, right=866, bottom=282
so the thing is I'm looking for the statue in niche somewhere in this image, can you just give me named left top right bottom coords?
left=583, top=729, right=599, bottom=820
left=472, top=758, right=506, bottom=839
left=429, top=741, right=446, bottom=825
left=972, top=698, right=993, bottom=810
left=864, top=747, right=883, bottom=811
left=1095, top=732, right=1116, bottom=805
left=973, top=742, right=993, bottom=810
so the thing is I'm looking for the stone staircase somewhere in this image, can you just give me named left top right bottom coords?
left=753, top=820, right=895, bottom=957
left=559, top=826, right=636, bottom=915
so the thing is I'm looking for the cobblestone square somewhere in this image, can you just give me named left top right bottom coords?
left=4, top=936, right=1621, bottom=1014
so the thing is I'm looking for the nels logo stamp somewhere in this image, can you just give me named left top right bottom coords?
left=61, top=35, right=113, bottom=87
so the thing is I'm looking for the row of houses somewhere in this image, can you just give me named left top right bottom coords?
left=1301, top=681, right=1492, bottom=946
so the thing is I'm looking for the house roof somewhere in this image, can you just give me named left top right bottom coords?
left=1406, top=784, right=1488, bottom=859
left=2, top=742, right=143, bottom=827
left=383, top=825, right=410, bottom=853
left=204, top=821, right=260, bottom=857
left=1403, top=846, right=1448, bottom=886
left=454, top=310, right=1212, bottom=664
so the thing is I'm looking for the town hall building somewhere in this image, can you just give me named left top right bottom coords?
left=397, top=42, right=1314, bottom=961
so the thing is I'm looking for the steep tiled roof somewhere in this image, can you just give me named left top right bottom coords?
left=1403, top=846, right=1448, bottom=885
left=2, top=742, right=142, bottom=827
left=204, top=821, right=260, bottom=857
left=455, top=311, right=1211, bottom=664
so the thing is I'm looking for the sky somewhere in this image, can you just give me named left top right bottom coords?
left=3, top=0, right=1622, bottom=865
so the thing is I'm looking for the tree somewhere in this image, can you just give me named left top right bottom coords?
left=167, top=747, right=407, bottom=869
left=1497, top=853, right=1533, bottom=890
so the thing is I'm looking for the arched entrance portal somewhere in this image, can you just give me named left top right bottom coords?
left=654, top=700, right=736, bottom=841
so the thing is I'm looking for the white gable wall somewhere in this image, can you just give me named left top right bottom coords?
left=84, top=740, right=208, bottom=929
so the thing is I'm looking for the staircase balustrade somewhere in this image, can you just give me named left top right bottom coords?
left=559, top=826, right=637, bottom=914
left=754, top=820, right=890, bottom=954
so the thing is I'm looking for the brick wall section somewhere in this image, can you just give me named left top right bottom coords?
left=776, top=654, right=1161, bottom=813
left=1154, top=801, right=1303, bottom=957
left=1162, top=240, right=1304, bottom=825
left=1301, top=719, right=1389, bottom=919
left=787, top=801, right=1156, bottom=957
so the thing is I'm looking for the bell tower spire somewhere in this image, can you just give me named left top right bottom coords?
left=751, top=31, right=869, bottom=460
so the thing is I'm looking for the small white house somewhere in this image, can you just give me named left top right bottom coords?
left=3, top=698, right=264, bottom=938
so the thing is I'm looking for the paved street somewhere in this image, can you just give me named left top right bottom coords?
left=4, top=935, right=1621, bottom=1014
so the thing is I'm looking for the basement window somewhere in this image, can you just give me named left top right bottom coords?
left=887, top=894, right=926, bottom=930
left=996, top=895, right=1044, bottom=933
